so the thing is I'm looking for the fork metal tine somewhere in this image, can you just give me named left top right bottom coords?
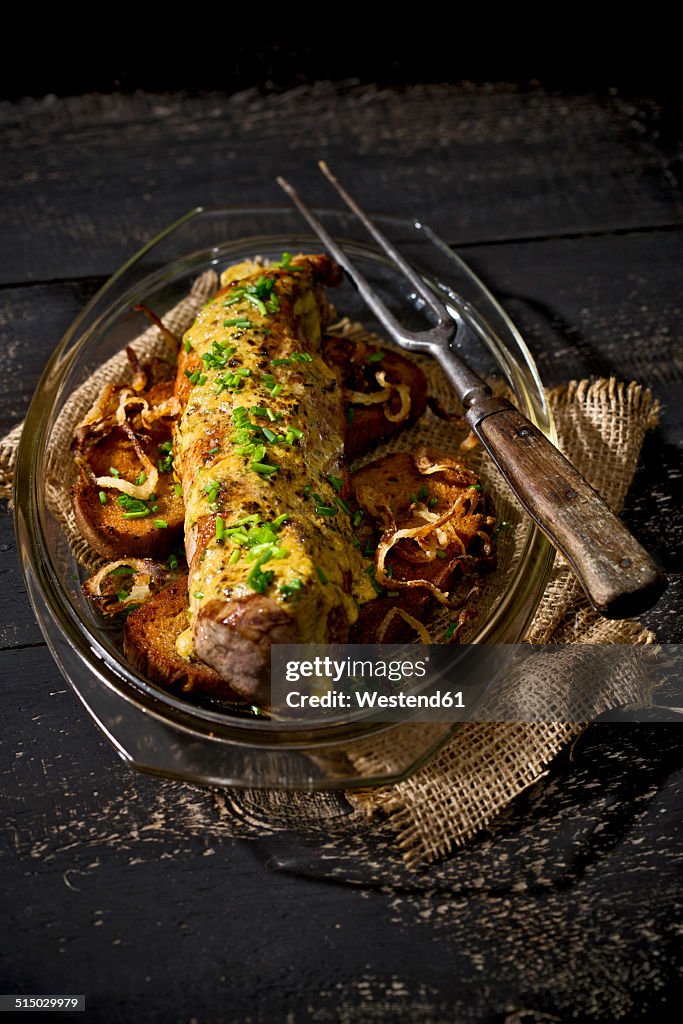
left=276, top=174, right=415, bottom=348
left=317, top=161, right=448, bottom=325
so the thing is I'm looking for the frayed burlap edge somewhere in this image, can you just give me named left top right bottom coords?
left=0, top=421, right=23, bottom=500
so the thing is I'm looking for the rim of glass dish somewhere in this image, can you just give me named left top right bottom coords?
left=15, top=205, right=555, bottom=748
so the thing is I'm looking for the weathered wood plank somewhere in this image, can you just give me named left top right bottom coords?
left=1, top=85, right=681, bottom=284
left=1, top=641, right=680, bottom=1022
left=0, top=278, right=103, bottom=434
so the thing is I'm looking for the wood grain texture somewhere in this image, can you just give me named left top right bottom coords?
left=1, top=647, right=680, bottom=1022
left=1, top=84, right=681, bottom=284
left=0, top=87, right=681, bottom=1023
left=473, top=403, right=666, bottom=617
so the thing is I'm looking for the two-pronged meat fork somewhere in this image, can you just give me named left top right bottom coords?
left=277, top=163, right=666, bottom=619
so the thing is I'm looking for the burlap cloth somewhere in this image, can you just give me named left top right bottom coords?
left=0, top=274, right=660, bottom=864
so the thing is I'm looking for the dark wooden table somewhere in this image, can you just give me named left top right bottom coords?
left=1, top=84, right=681, bottom=1023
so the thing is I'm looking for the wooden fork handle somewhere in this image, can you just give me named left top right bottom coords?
left=469, top=402, right=667, bottom=619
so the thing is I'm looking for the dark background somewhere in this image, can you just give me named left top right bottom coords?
left=2, top=27, right=682, bottom=1024
left=2, top=21, right=680, bottom=100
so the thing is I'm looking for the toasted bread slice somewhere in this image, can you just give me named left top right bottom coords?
left=322, top=337, right=427, bottom=459
left=71, top=373, right=184, bottom=560
left=124, top=576, right=242, bottom=702
left=71, top=426, right=184, bottom=560
left=350, top=450, right=496, bottom=643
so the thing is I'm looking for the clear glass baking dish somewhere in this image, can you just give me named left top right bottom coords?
left=14, top=206, right=554, bottom=790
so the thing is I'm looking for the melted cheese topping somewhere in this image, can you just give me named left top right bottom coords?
left=174, top=256, right=375, bottom=657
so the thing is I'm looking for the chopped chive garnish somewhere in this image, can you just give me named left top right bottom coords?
left=208, top=446, right=220, bottom=455
left=183, top=337, right=192, bottom=353
left=494, top=520, right=511, bottom=536
left=417, top=485, right=429, bottom=501
left=174, top=483, right=183, bottom=497
left=366, top=350, right=384, bottom=363
left=108, top=466, right=120, bottom=477
left=364, top=565, right=385, bottom=596
left=135, top=472, right=146, bottom=486
left=436, top=550, right=448, bottom=560
left=445, top=623, right=457, bottom=640
left=316, top=566, right=328, bottom=584
left=229, top=548, right=240, bottom=564
left=215, top=516, right=225, bottom=541
left=469, top=483, right=482, bottom=492
left=223, top=317, right=253, bottom=328
left=246, top=563, right=275, bottom=593
left=266, top=408, right=277, bottom=422
left=280, top=578, right=303, bottom=598
left=327, top=474, right=343, bottom=493
left=194, top=592, right=205, bottom=600
left=303, top=484, right=312, bottom=498
left=262, top=427, right=278, bottom=443
left=123, top=510, right=150, bottom=520
left=154, top=519, right=168, bottom=529
left=168, top=553, right=178, bottom=570
left=291, top=352, right=313, bottom=363
left=98, top=491, right=107, bottom=504
left=270, top=384, right=283, bottom=398
left=116, top=590, right=129, bottom=603
left=251, top=462, right=279, bottom=475
left=335, top=496, right=351, bottom=514
left=271, top=358, right=292, bottom=366
left=314, top=505, right=337, bottom=517
left=352, top=510, right=364, bottom=527
left=428, top=497, right=438, bottom=508
left=244, top=293, right=267, bottom=315
left=204, top=479, right=220, bottom=504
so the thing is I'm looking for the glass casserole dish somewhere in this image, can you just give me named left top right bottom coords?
left=14, top=206, right=554, bottom=790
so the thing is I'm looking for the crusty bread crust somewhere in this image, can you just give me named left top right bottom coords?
left=124, top=576, right=240, bottom=700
